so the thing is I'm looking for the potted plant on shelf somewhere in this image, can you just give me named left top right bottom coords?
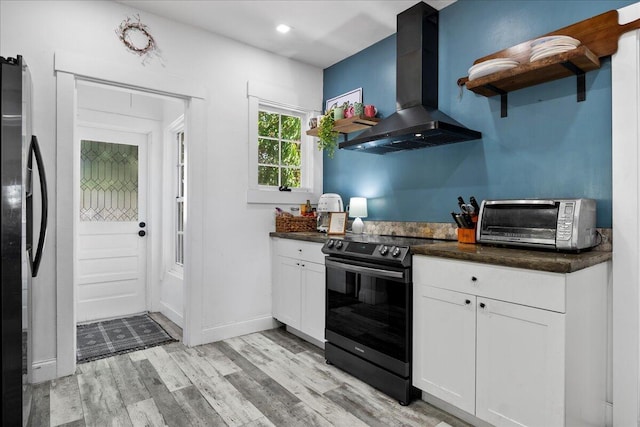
left=317, top=111, right=338, bottom=158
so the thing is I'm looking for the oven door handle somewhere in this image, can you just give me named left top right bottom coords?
left=325, top=259, right=405, bottom=280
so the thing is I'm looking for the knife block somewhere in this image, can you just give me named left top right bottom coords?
left=457, top=214, right=478, bottom=244
left=457, top=227, right=476, bottom=244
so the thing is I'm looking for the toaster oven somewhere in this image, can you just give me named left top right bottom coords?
left=476, top=199, right=597, bottom=251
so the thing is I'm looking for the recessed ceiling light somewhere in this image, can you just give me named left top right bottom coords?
left=276, top=24, right=291, bottom=34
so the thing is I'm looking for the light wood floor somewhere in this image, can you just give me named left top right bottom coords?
left=24, top=314, right=469, bottom=427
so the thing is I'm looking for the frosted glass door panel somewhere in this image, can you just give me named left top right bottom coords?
left=80, top=140, right=139, bottom=222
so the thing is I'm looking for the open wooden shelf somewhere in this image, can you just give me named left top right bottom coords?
left=306, top=115, right=380, bottom=137
left=457, top=9, right=640, bottom=117
left=463, top=45, right=600, bottom=97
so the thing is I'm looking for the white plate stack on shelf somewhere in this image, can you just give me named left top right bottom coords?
left=529, top=35, right=581, bottom=62
left=468, top=58, right=520, bottom=81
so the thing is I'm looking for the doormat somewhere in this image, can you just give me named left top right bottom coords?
left=76, top=314, right=177, bottom=363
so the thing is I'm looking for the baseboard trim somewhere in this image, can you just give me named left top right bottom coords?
left=420, top=391, right=494, bottom=427
left=30, top=358, right=57, bottom=383
left=159, top=301, right=184, bottom=329
left=285, top=325, right=325, bottom=349
left=200, top=316, right=279, bottom=344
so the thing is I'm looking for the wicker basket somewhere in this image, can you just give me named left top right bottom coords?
left=275, top=216, right=317, bottom=232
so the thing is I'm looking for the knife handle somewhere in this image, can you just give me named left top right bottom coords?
left=470, top=196, right=480, bottom=212
left=461, top=213, right=474, bottom=228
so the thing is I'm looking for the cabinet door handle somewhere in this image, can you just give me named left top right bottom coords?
left=301, top=264, right=305, bottom=267
left=465, top=299, right=471, bottom=305
left=479, top=302, right=486, bottom=309
left=296, top=262, right=300, bottom=266
left=471, top=276, right=478, bottom=282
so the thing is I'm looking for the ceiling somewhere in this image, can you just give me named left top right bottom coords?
left=116, top=1, right=456, bottom=69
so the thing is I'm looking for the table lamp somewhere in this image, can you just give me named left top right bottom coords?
left=349, top=197, right=368, bottom=234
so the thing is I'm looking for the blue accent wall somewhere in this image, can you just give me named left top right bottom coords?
left=323, top=0, right=634, bottom=227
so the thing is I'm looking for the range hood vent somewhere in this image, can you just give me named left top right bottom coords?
left=340, top=2, right=481, bottom=154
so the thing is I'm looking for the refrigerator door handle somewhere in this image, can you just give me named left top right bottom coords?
left=28, top=135, right=47, bottom=277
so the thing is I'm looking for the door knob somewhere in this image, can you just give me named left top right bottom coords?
left=138, top=230, right=146, bottom=237
left=139, top=221, right=146, bottom=228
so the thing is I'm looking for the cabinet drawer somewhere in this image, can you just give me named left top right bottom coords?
left=276, top=239, right=325, bottom=264
left=414, top=256, right=566, bottom=312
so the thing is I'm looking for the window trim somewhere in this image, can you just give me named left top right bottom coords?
left=247, top=81, right=322, bottom=204
left=168, top=115, right=185, bottom=276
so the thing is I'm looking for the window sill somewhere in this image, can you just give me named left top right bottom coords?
left=247, top=188, right=321, bottom=204
left=167, top=267, right=184, bottom=280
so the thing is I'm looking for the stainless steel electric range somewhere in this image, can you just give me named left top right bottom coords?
left=321, top=234, right=438, bottom=405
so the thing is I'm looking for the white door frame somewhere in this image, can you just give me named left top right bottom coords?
left=612, top=3, right=640, bottom=425
left=55, top=51, right=207, bottom=377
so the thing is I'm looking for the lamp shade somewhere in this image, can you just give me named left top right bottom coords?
left=349, top=197, right=368, bottom=218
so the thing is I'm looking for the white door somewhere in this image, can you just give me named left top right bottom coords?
left=76, top=126, right=148, bottom=323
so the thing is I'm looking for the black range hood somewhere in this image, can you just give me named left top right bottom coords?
left=340, top=2, right=481, bottom=154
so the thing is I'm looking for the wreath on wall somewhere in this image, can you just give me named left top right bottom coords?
left=116, top=15, right=162, bottom=65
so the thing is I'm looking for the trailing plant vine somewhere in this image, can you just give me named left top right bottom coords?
left=317, top=112, right=338, bottom=158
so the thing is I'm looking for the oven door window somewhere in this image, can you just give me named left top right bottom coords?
left=326, top=260, right=410, bottom=362
left=480, top=204, right=559, bottom=240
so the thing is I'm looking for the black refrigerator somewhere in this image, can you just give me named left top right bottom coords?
left=1, top=55, right=48, bottom=426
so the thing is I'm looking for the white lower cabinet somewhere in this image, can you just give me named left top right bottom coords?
left=275, top=256, right=303, bottom=329
left=475, top=296, right=565, bottom=427
left=299, top=261, right=325, bottom=342
left=271, top=238, right=325, bottom=344
left=413, top=256, right=609, bottom=427
left=416, top=286, right=476, bottom=414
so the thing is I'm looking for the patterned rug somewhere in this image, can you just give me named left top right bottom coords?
left=76, top=314, right=176, bottom=363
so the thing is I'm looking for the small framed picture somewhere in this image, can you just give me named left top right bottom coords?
left=328, top=212, right=347, bottom=235
left=325, top=88, right=362, bottom=114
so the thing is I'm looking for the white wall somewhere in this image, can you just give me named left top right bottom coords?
left=0, top=0, right=323, bottom=374
left=612, top=3, right=640, bottom=425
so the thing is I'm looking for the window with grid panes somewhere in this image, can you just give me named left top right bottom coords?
left=257, top=107, right=302, bottom=188
left=175, top=130, right=185, bottom=266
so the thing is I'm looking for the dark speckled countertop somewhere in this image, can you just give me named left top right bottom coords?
left=270, top=232, right=328, bottom=244
left=269, top=232, right=612, bottom=274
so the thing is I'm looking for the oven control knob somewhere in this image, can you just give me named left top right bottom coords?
left=335, top=240, right=343, bottom=249
left=327, top=239, right=334, bottom=248
left=391, top=246, right=401, bottom=257
left=379, top=245, right=389, bottom=256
